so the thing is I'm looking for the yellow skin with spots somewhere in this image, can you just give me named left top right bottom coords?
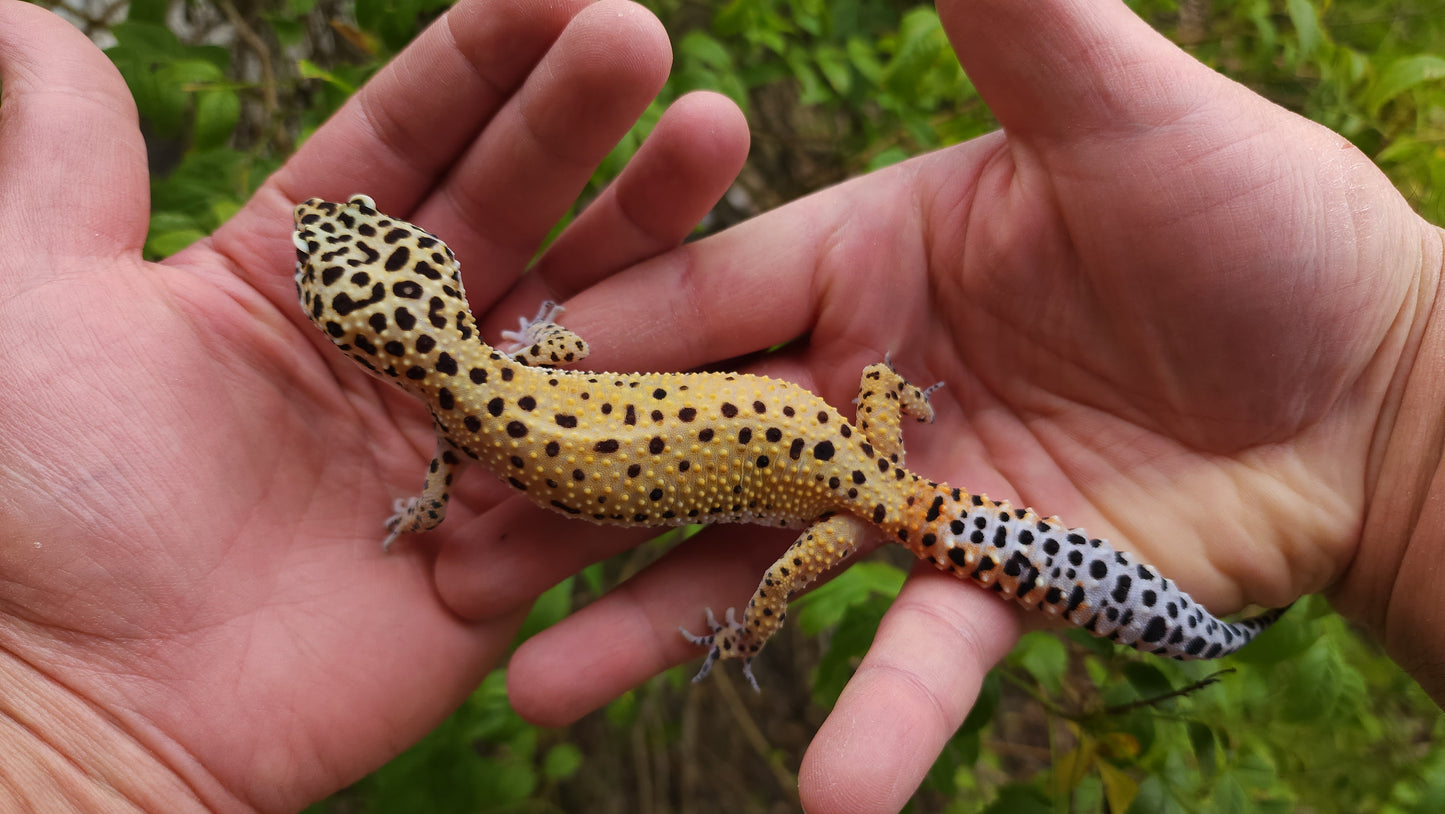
left=294, top=195, right=1288, bottom=688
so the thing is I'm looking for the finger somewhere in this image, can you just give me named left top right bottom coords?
left=213, top=0, right=589, bottom=288
left=267, top=0, right=589, bottom=211
left=546, top=157, right=937, bottom=374
left=215, top=0, right=664, bottom=315
left=511, top=91, right=750, bottom=304
left=0, top=0, right=149, bottom=256
left=411, top=0, right=674, bottom=307
left=432, top=497, right=661, bottom=621
left=507, top=522, right=798, bottom=726
left=799, top=566, right=1019, bottom=813
left=937, top=0, right=1213, bottom=140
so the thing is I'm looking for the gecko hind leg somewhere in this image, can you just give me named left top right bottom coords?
left=681, top=513, right=872, bottom=691
left=383, top=440, right=465, bottom=551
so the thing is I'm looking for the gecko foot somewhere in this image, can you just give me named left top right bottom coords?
left=499, top=300, right=565, bottom=351
left=382, top=497, right=416, bottom=552
left=679, top=607, right=760, bottom=692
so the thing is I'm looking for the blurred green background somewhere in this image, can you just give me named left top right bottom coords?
left=34, top=0, right=1445, bottom=810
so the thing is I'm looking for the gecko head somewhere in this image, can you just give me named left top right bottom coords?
left=292, top=194, right=480, bottom=392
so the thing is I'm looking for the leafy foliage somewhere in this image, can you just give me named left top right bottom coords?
left=36, top=0, right=1445, bottom=809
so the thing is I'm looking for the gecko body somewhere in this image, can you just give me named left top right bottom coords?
left=293, top=195, right=1287, bottom=688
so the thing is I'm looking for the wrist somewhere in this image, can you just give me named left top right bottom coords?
left=0, top=645, right=216, bottom=812
left=1338, top=223, right=1445, bottom=703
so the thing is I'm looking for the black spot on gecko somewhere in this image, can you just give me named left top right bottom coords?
left=1140, top=616, right=1168, bottom=643
left=1112, top=574, right=1132, bottom=604
left=814, top=441, right=835, bottom=461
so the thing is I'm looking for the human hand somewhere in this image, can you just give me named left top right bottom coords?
left=499, top=0, right=1445, bottom=810
left=0, top=0, right=746, bottom=810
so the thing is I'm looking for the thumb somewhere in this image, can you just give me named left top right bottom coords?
left=0, top=0, right=149, bottom=256
left=937, top=0, right=1220, bottom=140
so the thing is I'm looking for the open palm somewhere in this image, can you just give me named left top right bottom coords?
left=503, top=1, right=1444, bottom=812
left=0, top=0, right=748, bottom=810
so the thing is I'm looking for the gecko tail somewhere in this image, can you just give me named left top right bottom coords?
left=902, top=484, right=1294, bottom=661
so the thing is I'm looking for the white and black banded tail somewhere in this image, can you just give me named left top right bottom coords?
left=894, top=485, right=1289, bottom=659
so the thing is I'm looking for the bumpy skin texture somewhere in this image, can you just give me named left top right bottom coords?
left=294, top=194, right=1288, bottom=686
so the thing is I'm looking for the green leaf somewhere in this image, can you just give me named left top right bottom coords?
left=1367, top=55, right=1445, bottom=115
left=1009, top=632, right=1068, bottom=694
left=193, top=90, right=240, bottom=150
left=785, top=49, right=830, bottom=105
left=1285, top=0, right=1323, bottom=58
left=792, top=561, right=903, bottom=634
left=110, top=20, right=186, bottom=56
left=542, top=743, right=583, bottom=781
left=298, top=59, right=357, bottom=94
left=125, top=0, right=169, bottom=25
left=678, top=30, right=734, bottom=70
left=145, top=228, right=206, bottom=258
left=845, top=36, right=883, bottom=84
left=1211, top=771, right=1252, bottom=814
left=1121, top=661, right=1174, bottom=701
left=810, top=593, right=891, bottom=705
left=1281, top=641, right=1345, bottom=723
left=958, top=670, right=1001, bottom=736
left=814, top=44, right=852, bottom=95
left=1188, top=721, right=1218, bottom=778
left=980, top=783, right=1051, bottom=814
